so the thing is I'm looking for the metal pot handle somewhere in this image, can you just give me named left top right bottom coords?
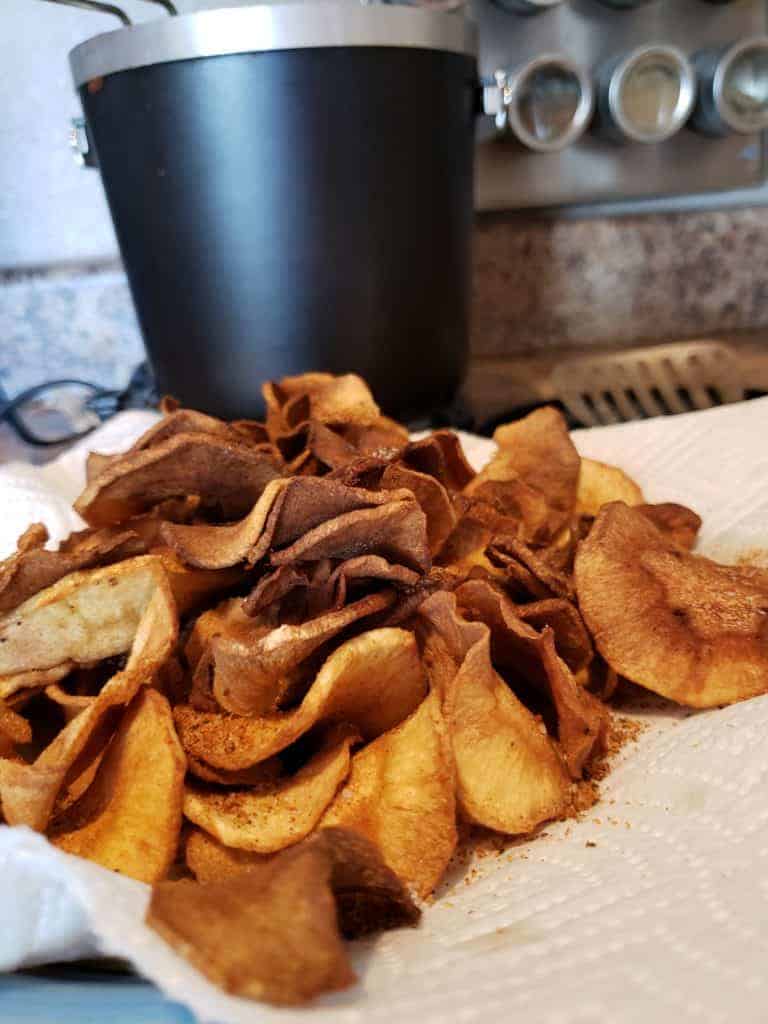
left=38, top=0, right=178, bottom=25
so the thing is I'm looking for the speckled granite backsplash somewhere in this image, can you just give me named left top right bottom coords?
left=2, top=206, right=768, bottom=397
left=471, top=206, right=768, bottom=356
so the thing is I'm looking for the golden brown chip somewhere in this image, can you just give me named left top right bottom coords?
left=454, top=579, right=604, bottom=778
left=153, top=549, right=245, bottom=616
left=175, top=627, right=427, bottom=771
left=148, top=844, right=355, bottom=1005
left=467, top=408, right=580, bottom=544
left=183, top=726, right=357, bottom=853
left=51, top=688, right=185, bottom=883
left=185, top=753, right=283, bottom=787
left=321, top=689, right=456, bottom=898
left=74, top=433, right=281, bottom=527
left=0, top=523, right=146, bottom=616
left=194, top=591, right=396, bottom=716
left=0, top=575, right=177, bottom=831
left=576, top=457, right=644, bottom=519
left=0, top=556, right=169, bottom=677
left=637, top=502, right=702, bottom=551
left=0, top=664, right=74, bottom=702
left=0, top=700, right=32, bottom=745
left=185, top=827, right=271, bottom=882
left=419, top=592, right=570, bottom=833
left=575, top=501, right=768, bottom=707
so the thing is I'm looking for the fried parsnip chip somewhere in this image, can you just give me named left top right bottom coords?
left=185, top=827, right=271, bottom=882
left=454, top=579, right=605, bottom=778
left=516, top=599, right=593, bottom=674
left=486, top=535, right=574, bottom=601
left=162, top=477, right=399, bottom=570
left=401, top=430, right=475, bottom=493
left=310, top=826, right=420, bottom=937
left=0, top=523, right=145, bottom=616
left=51, top=688, right=185, bottom=883
left=74, top=433, right=280, bottom=526
left=148, top=843, right=355, bottom=1004
left=321, top=690, right=456, bottom=898
left=264, top=372, right=381, bottom=438
left=270, top=498, right=430, bottom=574
left=0, top=556, right=169, bottom=676
left=467, top=408, right=579, bottom=543
left=0, top=576, right=176, bottom=830
left=86, top=409, right=253, bottom=485
left=575, top=501, right=768, bottom=707
left=0, top=664, right=73, bottom=702
left=151, top=824, right=418, bottom=1004
left=153, top=549, right=244, bottom=616
left=195, top=592, right=396, bottom=715
left=175, top=627, right=427, bottom=771
left=380, top=463, right=456, bottom=555
left=420, top=592, right=570, bottom=832
left=637, top=502, right=702, bottom=550
left=275, top=420, right=358, bottom=474
left=0, top=700, right=32, bottom=745
left=244, top=556, right=418, bottom=621
left=576, top=458, right=644, bottom=519
left=185, top=754, right=283, bottom=787
left=183, top=726, right=357, bottom=853
left=184, top=825, right=420, bottom=941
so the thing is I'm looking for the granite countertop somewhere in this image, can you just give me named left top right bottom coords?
left=2, top=207, right=767, bottom=440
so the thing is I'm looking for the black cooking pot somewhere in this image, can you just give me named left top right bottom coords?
left=69, top=5, right=478, bottom=420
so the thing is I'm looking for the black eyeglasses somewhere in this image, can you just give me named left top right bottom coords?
left=0, top=363, right=158, bottom=447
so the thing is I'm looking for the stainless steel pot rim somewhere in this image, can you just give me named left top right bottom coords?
left=712, top=35, right=768, bottom=134
left=70, top=3, right=477, bottom=87
left=606, top=44, right=695, bottom=144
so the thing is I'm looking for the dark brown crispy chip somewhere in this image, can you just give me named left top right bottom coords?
left=401, top=430, right=476, bottom=493
left=486, top=535, right=574, bottom=601
left=161, top=478, right=401, bottom=570
left=516, top=598, right=593, bottom=674
left=148, top=825, right=418, bottom=1005
left=270, top=498, right=430, bottom=574
left=454, top=578, right=605, bottom=777
left=148, top=843, right=355, bottom=1004
left=74, top=433, right=281, bottom=526
left=380, top=463, right=456, bottom=555
left=575, top=501, right=768, bottom=707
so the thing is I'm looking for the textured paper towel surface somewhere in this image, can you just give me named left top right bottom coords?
left=1, top=399, right=768, bottom=1023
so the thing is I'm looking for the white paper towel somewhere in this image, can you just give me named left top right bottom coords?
left=1, top=400, right=768, bottom=1024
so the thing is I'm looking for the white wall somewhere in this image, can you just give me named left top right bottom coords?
left=0, top=0, right=268, bottom=268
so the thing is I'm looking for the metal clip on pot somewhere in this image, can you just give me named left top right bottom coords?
left=38, top=0, right=178, bottom=25
left=483, top=55, right=594, bottom=151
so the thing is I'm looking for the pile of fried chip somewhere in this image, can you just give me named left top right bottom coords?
left=1, top=371, right=767, bottom=1005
